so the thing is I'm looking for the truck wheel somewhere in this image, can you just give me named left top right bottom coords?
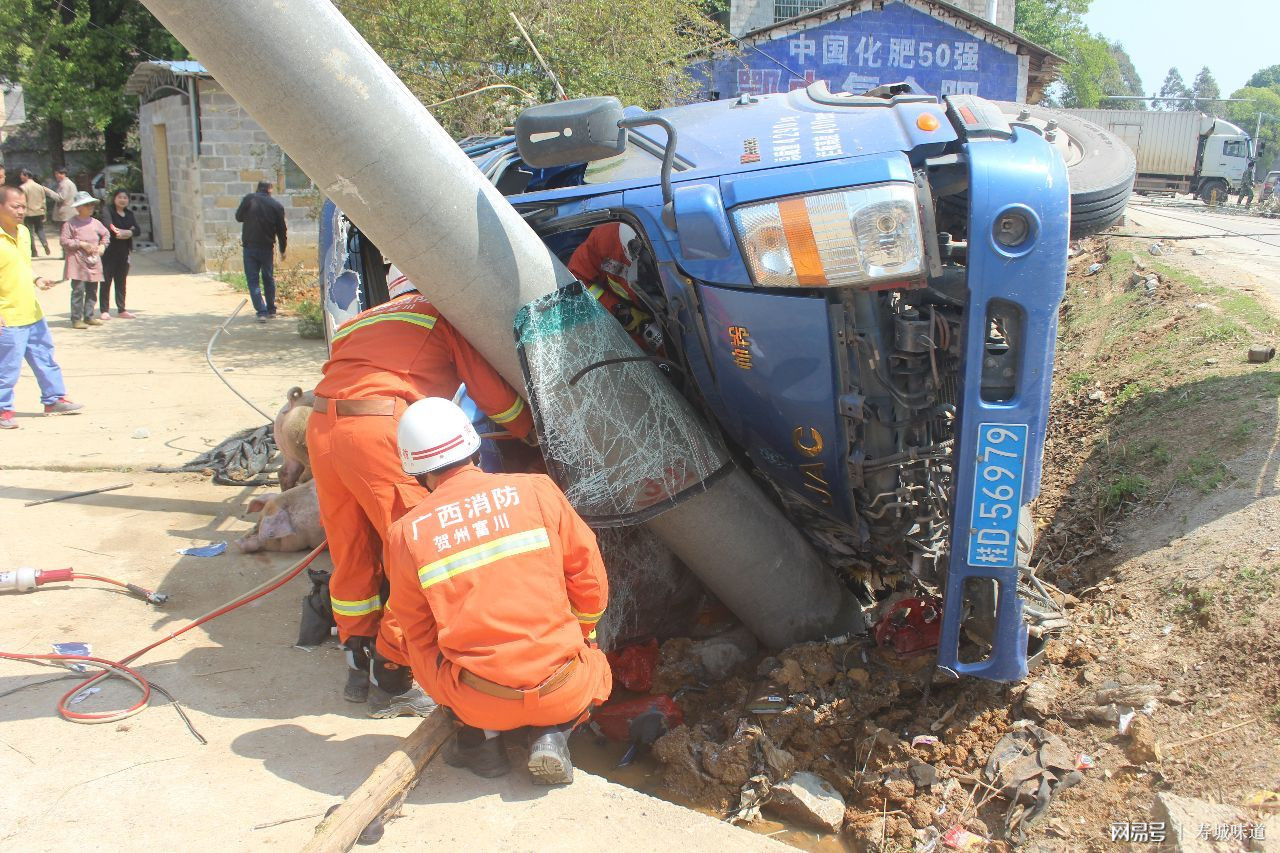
left=992, top=102, right=1136, bottom=238
left=1198, top=179, right=1228, bottom=206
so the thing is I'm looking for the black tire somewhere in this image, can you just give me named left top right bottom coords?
left=1198, top=179, right=1229, bottom=206
left=992, top=102, right=1136, bottom=238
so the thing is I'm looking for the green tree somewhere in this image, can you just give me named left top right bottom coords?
left=1105, top=39, right=1146, bottom=106
left=1055, top=32, right=1122, bottom=108
left=0, top=0, right=184, bottom=171
left=1190, top=66, right=1221, bottom=114
left=1014, top=1, right=1133, bottom=109
left=1246, top=65, right=1280, bottom=89
left=1227, top=87, right=1280, bottom=166
left=1013, top=0, right=1092, bottom=57
left=337, top=0, right=731, bottom=138
left=1156, top=67, right=1189, bottom=111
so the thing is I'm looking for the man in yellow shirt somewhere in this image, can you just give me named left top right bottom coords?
left=0, top=185, right=83, bottom=429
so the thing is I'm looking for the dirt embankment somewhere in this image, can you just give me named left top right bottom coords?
left=639, top=238, right=1280, bottom=851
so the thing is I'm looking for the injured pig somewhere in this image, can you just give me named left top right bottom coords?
left=273, top=386, right=314, bottom=491
left=235, top=480, right=325, bottom=553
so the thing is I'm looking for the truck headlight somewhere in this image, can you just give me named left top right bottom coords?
left=731, top=182, right=924, bottom=288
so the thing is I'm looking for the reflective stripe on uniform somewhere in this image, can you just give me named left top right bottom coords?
left=585, top=283, right=604, bottom=300
left=331, top=311, right=437, bottom=342
left=570, top=604, right=604, bottom=624
left=331, top=594, right=383, bottom=616
left=490, top=397, right=525, bottom=425
left=418, top=527, right=551, bottom=590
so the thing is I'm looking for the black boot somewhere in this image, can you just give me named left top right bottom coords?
left=527, top=727, right=574, bottom=785
left=343, top=638, right=373, bottom=703
left=444, top=727, right=511, bottom=778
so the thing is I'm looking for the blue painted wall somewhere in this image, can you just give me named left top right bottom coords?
left=696, top=1, right=1019, bottom=102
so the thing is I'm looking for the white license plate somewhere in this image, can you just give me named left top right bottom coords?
left=967, top=423, right=1028, bottom=569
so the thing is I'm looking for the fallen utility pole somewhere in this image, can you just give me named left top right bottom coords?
left=138, top=0, right=853, bottom=648
left=303, top=708, right=454, bottom=853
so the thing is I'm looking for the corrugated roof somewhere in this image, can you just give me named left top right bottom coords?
left=125, top=60, right=212, bottom=96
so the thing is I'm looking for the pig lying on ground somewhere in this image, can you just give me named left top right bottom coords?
left=234, top=480, right=325, bottom=553
left=274, top=386, right=314, bottom=491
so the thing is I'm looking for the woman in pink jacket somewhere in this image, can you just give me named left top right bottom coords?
left=60, top=192, right=110, bottom=329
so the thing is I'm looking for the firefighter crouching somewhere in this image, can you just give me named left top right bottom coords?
left=387, top=398, right=611, bottom=784
left=307, top=268, right=534, bottom=717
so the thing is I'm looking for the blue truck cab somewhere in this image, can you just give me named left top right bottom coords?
left=322, top=83, right=1087, bottom=681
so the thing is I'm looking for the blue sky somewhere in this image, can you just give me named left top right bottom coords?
left=1083, top=0, right=1270, bottom=98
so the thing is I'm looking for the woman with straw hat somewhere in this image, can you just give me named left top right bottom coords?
left=59, top=191, right=109, bottom=329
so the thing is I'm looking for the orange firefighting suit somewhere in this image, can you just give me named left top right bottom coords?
left=308, top=293, right=534, bottom=665
left=385, top=465, right=612, bottom=731
left=567, top=223, right=656, bottom=348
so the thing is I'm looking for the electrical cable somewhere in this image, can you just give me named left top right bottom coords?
left=1125, top=204, right=1280, bottom=248
left=0, top=543, right=327, bottom=734
left=207, top=299, right=275, bottom=423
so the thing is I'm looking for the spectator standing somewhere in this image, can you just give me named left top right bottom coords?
left=50, top=167, right=78, bottom=235
left=0, top=184, right=83, bottom=430
left=59, top=192, right=109, bottom=329
left=99, top=190, right=138, bottom=319
left=234, top=180, right=287, bottom=323
left=19, top=169, right=60, bottom=256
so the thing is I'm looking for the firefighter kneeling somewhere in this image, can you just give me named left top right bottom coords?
left=386, top=398, right=612, bottom=784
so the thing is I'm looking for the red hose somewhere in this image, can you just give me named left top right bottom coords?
left=0, top=542, right=327, bottom=725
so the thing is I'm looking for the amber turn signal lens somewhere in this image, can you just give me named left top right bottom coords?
left=916, top=113, right=940, bottom=132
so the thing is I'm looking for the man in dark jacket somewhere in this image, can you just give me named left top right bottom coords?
left=235, top=180, right=288, bottom=322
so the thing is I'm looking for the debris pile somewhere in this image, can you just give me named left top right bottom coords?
left=641, top=635, right=1063, bottom=848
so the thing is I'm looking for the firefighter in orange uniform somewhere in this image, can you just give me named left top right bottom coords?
left=386, top=397, right=611, bottom=783
left=308, top=267, right=534, bottom=718
left=567, top=222, right=662, bottom=352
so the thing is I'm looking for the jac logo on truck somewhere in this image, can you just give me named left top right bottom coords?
left=793, top=426, right=833, bottom=506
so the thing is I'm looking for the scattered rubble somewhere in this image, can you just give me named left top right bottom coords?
left=1247, top=345, right=1275, bottom=363
left=1152, top=793, right=1250, bottom=852
left=1125, top=715, right=1163, bottom=765
left=764, top=771, right=846, bottom=833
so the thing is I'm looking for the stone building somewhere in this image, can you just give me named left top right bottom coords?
left=125, top=61, right=318, bottom=273
left=706, top=0, right=1059, bottom=104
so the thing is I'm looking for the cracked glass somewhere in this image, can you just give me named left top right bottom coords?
left=515, top=283, right=731, bottom=525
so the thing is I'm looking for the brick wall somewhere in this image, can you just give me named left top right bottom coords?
left=194, top=81, right=318, bottom=274
left=139, top=93, right=202, bottom=270
left=139, top=80, right=319, bottom=274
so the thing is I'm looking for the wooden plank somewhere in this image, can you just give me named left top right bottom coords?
left=302, top=707, right=454, bottom=853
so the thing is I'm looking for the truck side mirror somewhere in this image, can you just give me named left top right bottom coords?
left=515, top=97, right=626, bottom=168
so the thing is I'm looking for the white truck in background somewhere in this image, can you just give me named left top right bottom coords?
left=1062, top=109, right=1254, bottom=204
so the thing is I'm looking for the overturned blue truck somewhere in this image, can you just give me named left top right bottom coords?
left=321, top=84, right=1134, bottom=682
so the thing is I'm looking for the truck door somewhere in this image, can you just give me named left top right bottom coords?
left=1205, top=137, right=1247, bottom=181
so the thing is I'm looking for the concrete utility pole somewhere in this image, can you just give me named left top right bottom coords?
left=139, top=0, right=853, bottom=648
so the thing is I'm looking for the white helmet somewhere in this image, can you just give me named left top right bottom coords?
left=397, top=397, right=481, bottom=475
left=386, top=264, right=418, bottom=298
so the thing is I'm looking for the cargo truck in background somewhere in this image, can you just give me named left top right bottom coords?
left=1062, top=108, right=1255, bottom=204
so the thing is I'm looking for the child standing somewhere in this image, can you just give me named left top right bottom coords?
left=60, top=191, right=109, bottom=329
